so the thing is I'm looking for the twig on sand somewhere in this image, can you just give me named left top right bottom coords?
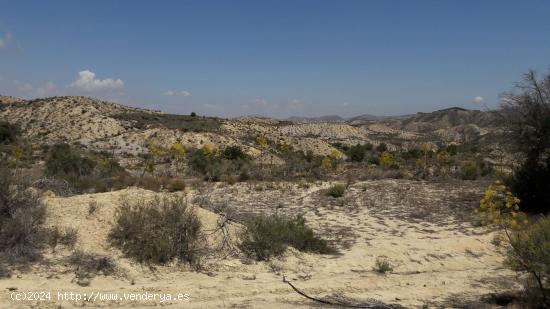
left=282, top=276, right=405, bottom=309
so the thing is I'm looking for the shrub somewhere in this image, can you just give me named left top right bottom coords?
left=0, top=166, right=47, bottom=261
left=376, top=143, right=388, bottom=152
left=378, top=151, right=394, bottom=168
left=0, top=121, right=19, bottom=145
left=45, top=144, right=95, bottom=177
left=373, top=256, right=393, bottom=273
left=506, top=217, right=550, bottom=304
left=477, top=182, right=548, bottom=305
left=222, top=146, right=249, bottom=161
left=188, top=149, right=222, bottom=181
left=88, top=200, right=99, bottom=215
left=166, top=178, right=186, bottom=192
left=460, top=161, right=479, bottom=180
left=347, top=144, right=365, bottom=162
left=239, top=214, right=334, bottom=261
left=326, top=184, right=345, bottom=198
left=67, top=250, right=117, bottom=286
left=47, top=226, right=78, bottom=251
left=108, top=195, right=202, bottom=264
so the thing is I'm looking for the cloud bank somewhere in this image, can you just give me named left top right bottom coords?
left=69, top=70, right=124, bottom=93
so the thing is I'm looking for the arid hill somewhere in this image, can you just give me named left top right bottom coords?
left=0, top=96, right=503, bottom=161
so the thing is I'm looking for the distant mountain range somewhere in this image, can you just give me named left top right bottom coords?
left=286, top=113, right=414, bottom=123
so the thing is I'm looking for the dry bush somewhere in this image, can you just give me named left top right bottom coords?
left=373, top=256, right=393, bottom=273
left=67, top=250, right=117, bottom=286
left=0, top=166, right=47, bottom=262
left=108, top=195, right=203, bottom=265
left=47, top=226, right=78, bottom=251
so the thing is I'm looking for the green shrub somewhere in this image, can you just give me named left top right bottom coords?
left=222, top=146, right=249, bottom=161
left=0, top=121, right=19, bottom=145
left=347, top=144, right=366, bottom=162
left=506, top=216, right=550, bottom=303
left=239, top=214, right=334, bottom=261
left=188, top=149, right=222, bottom=181
left=460, top=161, right=479, bottom=180
left=326, top=184, right=345, bottom=198
left=108, top=195, right=202, bottom=264
left=46, top=144, right=95, bottom=177
left=0, top=166, right=47, bottom=261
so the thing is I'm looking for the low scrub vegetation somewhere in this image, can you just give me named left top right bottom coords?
left=0, top=121, right=19, bottom=145
left=326, top=184, right=345, bottom=198
left=67, top=250, right=118, bottom=286
left=113, top=111, right=221, bottom=133
left=478, top=181, right=549, bottom=306
left=373, top=256, right=393, bottom=274
left=0, top=165, right=47, bottom=262
left=239, top=214, right=335, bottom=261
left=108, top=196, right=203, bottom=265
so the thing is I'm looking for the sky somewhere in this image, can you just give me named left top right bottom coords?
left=0, top=0, right=549, bottom=118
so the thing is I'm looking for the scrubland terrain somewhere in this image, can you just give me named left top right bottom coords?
left=0, top=95, right=532, bottom=308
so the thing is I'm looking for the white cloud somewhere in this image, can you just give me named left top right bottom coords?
left=13, top=80, right=57, bottom=98
left=165, top=90, right=191, bottom=97
left=69, top=70, right=124, bottom=93
left=286, top=98, right=303, bottom=110
left=473, top=96, right=484, bottom=104
left=35, top=81, right=57, bottom=97
left=0, top=39, right=4, bottom=49
left=255, top=98, right=269, bottom=107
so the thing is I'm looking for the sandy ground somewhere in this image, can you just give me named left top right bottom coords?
left=0, top=180, right=519, bottom=308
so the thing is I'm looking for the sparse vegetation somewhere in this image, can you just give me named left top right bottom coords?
left=326, top=184, right=345, bottom=198
left=67, top=250, right=117, bottom=286
left=113, top=111, right=221, bottom=133
left=373, top=256, right=393, bottom=273
left=47, top=226, right=78, bottom=252
left=0, top=165, right=47, bottom=262
left=108, top=195, right=203, bottom=265
left=460, top=161, right=479, bottom=180
left=239, top=214, right=335, bottom=261
left=45, top=144, right=95, bottom=178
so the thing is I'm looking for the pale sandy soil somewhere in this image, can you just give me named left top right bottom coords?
left=0, top=180, right=519, bottom=308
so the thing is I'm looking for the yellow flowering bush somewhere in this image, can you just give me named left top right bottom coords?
left=201, top=144, right=218, bottom=157
left=477, top=181, right=527, bottom=229
left=378, top=151, right=394, bottom=168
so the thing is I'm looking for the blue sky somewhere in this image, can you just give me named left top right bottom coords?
left=0, top=0, right=549, bottom=118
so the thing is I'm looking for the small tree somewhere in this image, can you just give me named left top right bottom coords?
left=501, top=69, right=550, bottom=213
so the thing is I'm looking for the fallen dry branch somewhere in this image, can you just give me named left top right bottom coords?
left=283, top=276, right=405, bottom=309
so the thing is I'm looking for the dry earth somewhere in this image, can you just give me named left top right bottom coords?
left=0, top=180, right=519, bottom=308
